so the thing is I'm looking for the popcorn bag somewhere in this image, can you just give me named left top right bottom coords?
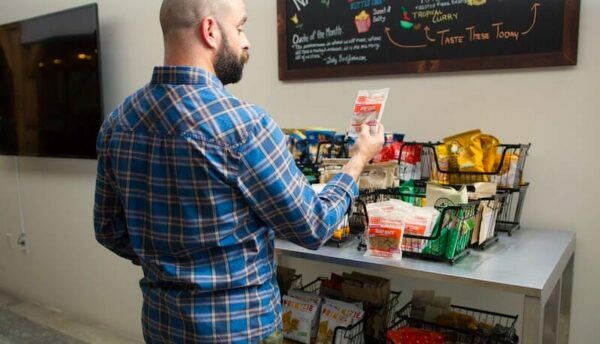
left=354, top=10, right=372, bottom=34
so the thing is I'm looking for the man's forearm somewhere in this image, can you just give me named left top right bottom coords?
left=341, top=154, right=369, bottom=182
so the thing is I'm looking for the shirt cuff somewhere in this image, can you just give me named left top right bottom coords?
left=325, top=173, right=359, bottom=201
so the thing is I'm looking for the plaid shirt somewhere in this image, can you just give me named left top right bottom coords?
left=94, top=66, right=358, bottom=343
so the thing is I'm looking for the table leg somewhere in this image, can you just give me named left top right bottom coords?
left=523, top=253, right=574, bottom=344
left=543, top=275, right=561, bottom=343
left=523, top=295, right=543, bottom=343
left=559, top=255, right=574, bottom=344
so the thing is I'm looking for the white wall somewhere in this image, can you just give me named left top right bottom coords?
left=0, top=0, right=598, bottom=342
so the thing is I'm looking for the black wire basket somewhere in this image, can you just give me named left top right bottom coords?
left=397, top=142, right=530, bottom=189
left=352, top=188, right=479, bottom=264
left=287, top=134, right=352, bottom=185
left=397, top=142, right=531, bottom=236
left=297, top=277, right=402, bottom=344
left=387, top=301, right=519, bottom=344
left=468, top=193, right=508, bottom=250
left=495, top=183, right=529, bottom=236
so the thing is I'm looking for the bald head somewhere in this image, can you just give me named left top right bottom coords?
left=159, top=0, right=251, bottom=84
left=160, top=0, right=236, bottom=36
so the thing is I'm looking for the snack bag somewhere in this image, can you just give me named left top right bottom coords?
left=479, top=134, right=500, bottom=172
left=402, top=207, right=439, bottom=253
left=349, top=88, right=389, bottom=137
left=316, top=303, right=354, bottom=344
left=399, top=143, right=422, bottom=182
left=432, top=145, right=449, bottom=184
left=319, top=158, right=349, bottom=184
left=358, top=162, right=397, bottom=190
left=372, top=133, right=405, bottom=163
left=324, top=298, right=365, bottom=325
left=387, top=327, right=445, bottom=344
left=305, top=128, right=337, bottom=163
left=426, top=183, right=468, bottom=207
left=288, top=289, right=323, bottom=306
left=443, top=129, right=484, bottom=173
left=317, top=299, right=365, bottom=344
left=365, top=202, right=404, bottom=260
left=282, top=295, right=320, bottom=344
left=492, top=153, right=521, bottom=188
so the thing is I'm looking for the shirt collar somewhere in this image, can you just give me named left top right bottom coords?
left=150, top=66, right=224, bottom=89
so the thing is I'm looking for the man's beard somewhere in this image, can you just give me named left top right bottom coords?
left=214, top=34, right=248, bottom=85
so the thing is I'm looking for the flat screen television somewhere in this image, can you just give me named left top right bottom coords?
left=0, top=4, right=103, bottom=159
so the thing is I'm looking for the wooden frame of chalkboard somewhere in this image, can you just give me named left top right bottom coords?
left=277, top=0, right=580, bottom=81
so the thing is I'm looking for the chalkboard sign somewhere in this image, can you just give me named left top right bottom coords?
left=277, top=0, right=580, bottom=80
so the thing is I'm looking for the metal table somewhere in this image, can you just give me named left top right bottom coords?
left=275, top=228, right=575, bottom=344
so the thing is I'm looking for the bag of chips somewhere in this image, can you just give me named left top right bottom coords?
left=282, top=295, right=321, bottom=344
left=317, top=300, right=365, bottom=344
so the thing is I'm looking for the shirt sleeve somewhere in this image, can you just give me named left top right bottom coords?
left=93, top=120, right=138, bottom=262
left=235, top=114, right=359, bottom=250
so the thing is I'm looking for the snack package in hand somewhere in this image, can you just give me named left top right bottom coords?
left=349, top=88, right=390, bottom=137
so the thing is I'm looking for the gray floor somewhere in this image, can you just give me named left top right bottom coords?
left=0, top=290, right=140, bottom=344
left=0, top=309, right=84, bottom=344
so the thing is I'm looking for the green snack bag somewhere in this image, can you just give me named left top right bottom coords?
left=399, top=180, right=416, bottom=205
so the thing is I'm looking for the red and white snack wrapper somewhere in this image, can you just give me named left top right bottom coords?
left=349, top=88, right=389, bottom=137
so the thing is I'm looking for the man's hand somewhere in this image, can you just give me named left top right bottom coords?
left=342, top=123, right=385, bottom=182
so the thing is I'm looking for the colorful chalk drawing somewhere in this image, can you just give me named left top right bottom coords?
left=355, top=10, right=372, bottom=33
left=384, top=2, right=541, bottom=49
left=467, top=0, right=487, bottom=6
left=400, top=6, right=414, bottom=30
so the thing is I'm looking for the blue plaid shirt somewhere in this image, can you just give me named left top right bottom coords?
left=94, top=66, right=358, bottom=343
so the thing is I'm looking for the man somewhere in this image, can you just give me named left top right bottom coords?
left=94, top=0, right=384, bottom=343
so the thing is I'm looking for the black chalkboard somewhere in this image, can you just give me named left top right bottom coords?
left=277, top=0, right=580, bottom=80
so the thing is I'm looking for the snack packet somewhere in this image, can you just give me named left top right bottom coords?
left=402, top=206, right=439, bottom=253
left=358, top=162, right=397, bottom=190
left=288, top=289, right=323, bottom=306
left=443, top=129, right=484, bottom=173
left=492, top=153, right=521, bottom=188
left=316, top=298, right=365, bottom=344
left=387, top=327, right=445, bottom=344
left=282, top=295, right=321, bottom=344
left=324, top=298, right=365, bottom=325
left=316, top=303, right=354, bottom=344
left=365, top=201, right=405, bottom=260
left=398, top=143, right=422, bottom=182
left=425, top=183, right=468, bottom=207
left=349, top=88, right=390, bottom=137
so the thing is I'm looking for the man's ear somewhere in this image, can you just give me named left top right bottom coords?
left=199, top=17, right=219, bottom=49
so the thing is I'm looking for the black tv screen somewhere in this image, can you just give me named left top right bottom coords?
left=0, top=4, right=103, bottom=159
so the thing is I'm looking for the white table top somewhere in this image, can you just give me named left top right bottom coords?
left=276, top=228, right=575, bottom=302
